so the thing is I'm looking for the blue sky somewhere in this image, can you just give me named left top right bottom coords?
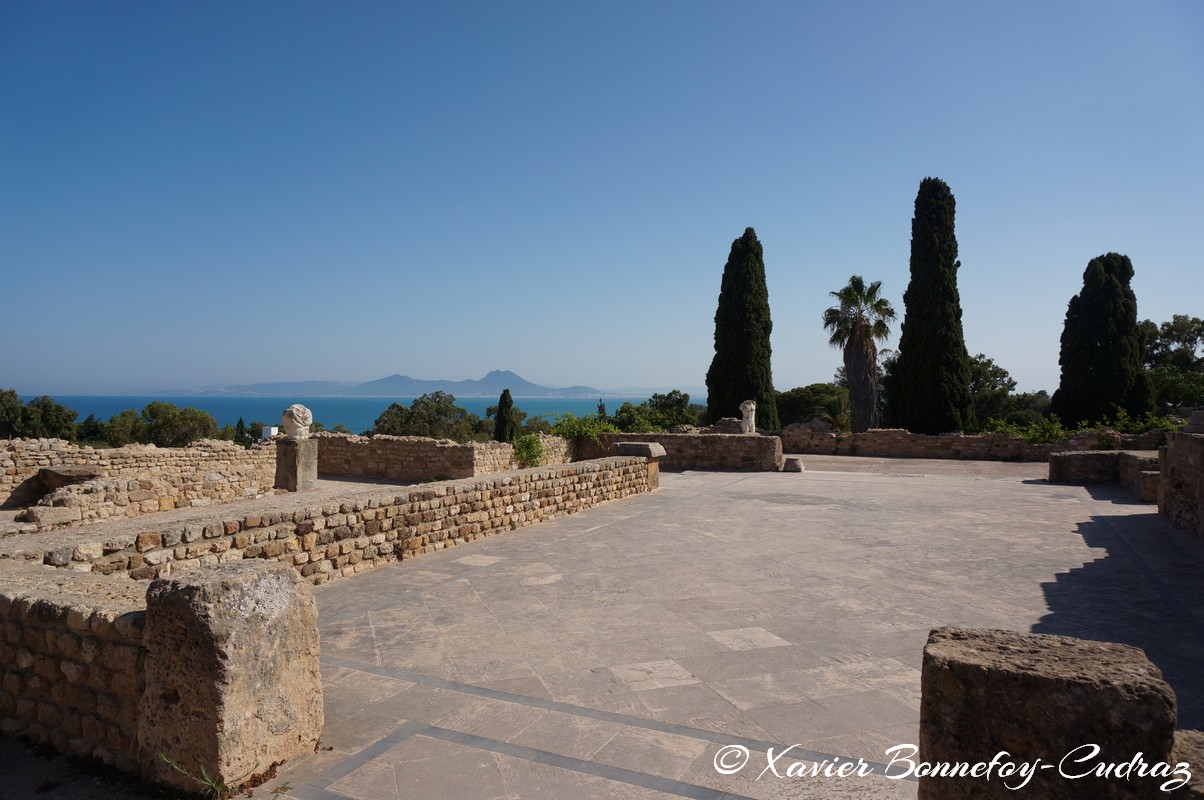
left=2, top=1, right=1201, bottom=395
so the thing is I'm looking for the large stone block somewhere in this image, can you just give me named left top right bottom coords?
left=138, top=562, right=322, bottom=791
left=275, top=438, right=318, bottom=492
left=920, top=627, right=1178, bottom=799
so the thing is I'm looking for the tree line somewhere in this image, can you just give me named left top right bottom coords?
left=702, top=178, right=1201, bottom=437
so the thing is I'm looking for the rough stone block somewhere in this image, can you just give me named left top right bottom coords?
left=19, top=506, right=82, bottom=526
left=1172, top=730, right=1204, bottom=797
left=138, top=561, right=322, bottom=792
left=919, top=627, right=1177, bottom=799
left=783, top=456, right=805, bottom=472
left=609, top=442, right=668, bottom=459
left=1048, top=450, right=1120, bottom=484
left=275, top=438, right=318, bottom=492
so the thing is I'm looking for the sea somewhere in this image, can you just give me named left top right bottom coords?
left=27, top=395, right=649, bottom=435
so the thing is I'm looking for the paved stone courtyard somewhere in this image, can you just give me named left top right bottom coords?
left=4, top=456, right=1203, bottom=799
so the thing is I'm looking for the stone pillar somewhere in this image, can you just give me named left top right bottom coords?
left=610, top=442, right=667, bottom=489
left=275, top=438, right=318, bottom=492
left=137, top=562, right=323, bottom=793
left=919, top=627, right=1178, bottom=799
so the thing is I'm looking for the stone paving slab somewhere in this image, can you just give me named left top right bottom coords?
left=263, top=460, right=1204, bottom=800
left=4, top=456, right=1204, bottom=799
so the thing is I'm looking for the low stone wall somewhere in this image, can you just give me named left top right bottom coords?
left=1161, top=432, right=1204, bottom=541
left=0, top=560, right=321, bottom=792
left=314, top=431, right=571, bottom=483
left=1120, top=452, right=1161, bottom=503
left=1049, top=450, right=1161, bottom=503
left=780, top=425, right=1165, bottom=462
left=3, top=439, right=277, bottom=529
left=919, top=627, right=1190, bottom=798
left=2, top=457, right=656, bottom=585
left=0, top=562, right=148, bottom=772
left=577, top=433, right=783, bottom=472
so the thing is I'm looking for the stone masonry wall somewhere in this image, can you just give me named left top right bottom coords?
left=315, top=431, right=571, bottom=482
left=577, top=433, right=783, bottom=472
left=314, top=432, right=476, bottom=482
left=1160, top=432, right=1204, bottom=541
left=0, top=562, right=146, bottom=772
left=1, top=457, right=655, bottom=585
left=780, top=425, right=1165, bottom=462
left=2, top=439, right=277, bottom=528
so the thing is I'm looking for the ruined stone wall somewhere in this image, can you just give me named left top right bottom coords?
left=0, top=562, right=146, bottom=772
left=1160, top=432, right=1204, bottom=541
left=1119, top=452, right=1161, bottom=503
left=471, top=433, right=572, bottom=473
left=316, top=431, right=572, bottom=482
left=576, top=433, right=783, bottom=471
left=0, top=560, right=322, bottom=791
left=314, top=432, right=477, bottom=482
left=5, top=457, right=655, bottom=585
left=1, top=439, right=276, bottom=525
left=780, top=425, right=1165, bottom=462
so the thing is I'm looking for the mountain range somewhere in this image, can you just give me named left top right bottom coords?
left=191, top=370, right=612, bottom=398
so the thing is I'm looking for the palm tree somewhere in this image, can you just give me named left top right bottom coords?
left=823, top=275, right=896, bottom=433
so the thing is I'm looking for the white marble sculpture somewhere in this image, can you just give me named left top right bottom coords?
left=739, top=399, right=757, bottom=434
left=282, top=404, right=314, bottom=440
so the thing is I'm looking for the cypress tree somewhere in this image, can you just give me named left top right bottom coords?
left=885, top=177, right=974, bottom=434
left=493, top=388, right=517, bottom=443
left=1050, top=253, right=1154, bottom=425
left=704, top=227, right=780, bottom=428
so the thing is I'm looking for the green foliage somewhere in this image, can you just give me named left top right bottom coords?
left=0, top=390, right=78, bottom=440
left=0, top=389, right=23, bottom=438
left=981, top=409, right=1183, bottom=444
left=142, top=402, right=218, bottom=447
left=234, top=417, right=252, bottom=447
left=159, top=753, right=253, bottom=800
left=885, top=177, right=974, bottom=434
left=493, top=389, right=518, bottom=443
left=371, top=391, right=484, bottom=442
left=980, top=414, right=1074, bottom=444
left=776, top=384, right=850, bottom=427
left=520, top=415, right=552, bottom=435
left=612, top=402, right=657, bottom=433
left=1051, top=253, right=1154, bottom=425
left=550, top=412, right=617, bottom=447
left=822, top=275, right=895, bottom=432
left=105, top=409, right=146, bottom=446
left=76, top=413, right=107, bottom=444
left=513, top=434, right=544, bottom=467
left=646, top=390, right=697, bottom=428
left=1141, top=314, right=1204, bottom=414
left=596, top=399, right=607, bottom=419
left=22, top=395, right=78, bottom=440
left=967, top=354, right=1018, bottom=429
left=704, top=227, right=780, bottom=428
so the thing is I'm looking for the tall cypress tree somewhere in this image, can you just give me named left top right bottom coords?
left=885, top=177, right=974, bottom=434
left=493, top=388, right=517, bottom=443
left=705, top=227, right=780, bottom=428
left=1050, top=253, right=1154, bottom=425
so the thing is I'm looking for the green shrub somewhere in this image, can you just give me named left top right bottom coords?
left=550, top=412, right=617, bottom=448
left=513, top=434, right=544, bottom=467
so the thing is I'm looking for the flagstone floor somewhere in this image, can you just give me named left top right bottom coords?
left=4, top=456, right=1202, bottom=799
left=271, top=458, right=1204, bottom=800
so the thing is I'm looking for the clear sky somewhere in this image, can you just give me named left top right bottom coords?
left=2, top=1, right=1201, bottom=396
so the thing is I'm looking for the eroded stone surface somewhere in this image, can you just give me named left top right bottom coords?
left=137, top=561, right=322, bottom=791
left=920, top=627, right=1177, bottom=799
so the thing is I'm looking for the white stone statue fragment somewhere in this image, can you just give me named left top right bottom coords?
left=281, top=404, right=314, bottom=440
left=739, top=399, right=757, bottom=434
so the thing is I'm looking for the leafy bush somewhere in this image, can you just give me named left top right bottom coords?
left=550, top=412, right=617, bottom=447
left=513, top=434, right=543, bottom=467
left=371, top=391, right=484, bottom=442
